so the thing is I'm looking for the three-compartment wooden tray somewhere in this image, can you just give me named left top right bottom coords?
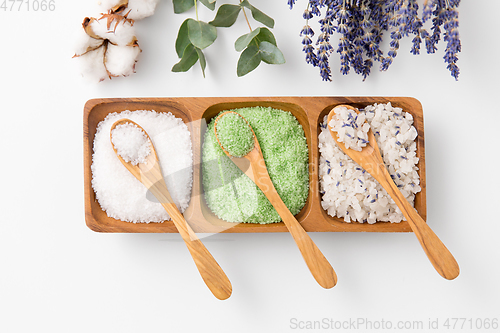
left=84, top=97, right=426, bottom=233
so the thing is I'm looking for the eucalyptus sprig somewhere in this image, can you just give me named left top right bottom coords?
left=172, top=0, right=285, bottom=77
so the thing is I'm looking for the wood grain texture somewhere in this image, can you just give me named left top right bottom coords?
left=214, top=112, right=337, bottom=288
left=327, top=105, right=458, bottom=280
left=110, top=119, right=232, bottom=299
left=84, top=96, right=426, bottom=233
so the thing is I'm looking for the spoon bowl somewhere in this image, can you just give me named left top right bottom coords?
left=110, top=119, right=232, bottom=299
left=214, top=111, right=338, bottom=289
left=327, top=105, right=459, bottom=280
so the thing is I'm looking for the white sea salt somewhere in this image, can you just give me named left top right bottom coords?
left=319, top=103, right=421, bottom=223
left=111, top=122, right=151, bottom=165
left=92, top=110, right=193, bottom=223
left=329, top=106, right=370, bottom=151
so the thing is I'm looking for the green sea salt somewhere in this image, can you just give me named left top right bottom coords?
left=202, top=106, right=309, bottom=224
left=216, top=113, right=254, bottom=157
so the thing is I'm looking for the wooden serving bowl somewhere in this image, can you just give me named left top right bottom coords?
left=84, top=97, right=425, bottom=233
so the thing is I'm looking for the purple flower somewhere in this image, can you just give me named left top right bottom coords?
left=303, top=8, right=313, bottom=20
left=288, top=0, right=461, bottom=81
left=442, top=7, right=461, bottom=79
left=303, top=44, right=318, bottom=66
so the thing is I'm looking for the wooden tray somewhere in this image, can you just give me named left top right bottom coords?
left=84, top=97, right=426, bottom=233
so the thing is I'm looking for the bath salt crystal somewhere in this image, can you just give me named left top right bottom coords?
left=319, top=103, right=421, bottom=224
left=111, top=122, right=151, bottom=165
left=215, top=112, right=254, bottom=157
left=202, top=106, right=309, bottom=224
left=329, top=106, right=369, bottom=151
left=92, top=110, right=193, bottom=223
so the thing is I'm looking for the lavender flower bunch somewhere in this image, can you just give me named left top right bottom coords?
left=289, top=0, right=461, bottom=81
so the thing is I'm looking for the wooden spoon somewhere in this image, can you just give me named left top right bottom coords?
left=214, top=111, right=337, bottom=289
left=327, top=105, right=459, bottom=280
left=110, top=119, right=232, bottom=300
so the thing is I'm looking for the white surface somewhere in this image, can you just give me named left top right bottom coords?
left=1, top=1, right=499, bottom=332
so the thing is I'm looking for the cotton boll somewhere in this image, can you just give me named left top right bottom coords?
left=111, top=21, right=137, bottom=45
left=73, top=27, right=104, bottom=56
left=125, top=0, right=160, bottom=20
left=105, top=43, right=141, bottom=77
left=98, top=0, right=125, bottom=11
left=74, top=13, right=141, bottom=81
left=99, top=0, right=159, bottom=20
left=88, top=16, right=137, bottom=46
left=85, top=17, right=109, bottom=39
left=75, top=46, right=109, bottom=82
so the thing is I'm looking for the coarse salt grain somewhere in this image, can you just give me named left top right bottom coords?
left=202, top=106, right=309, bottom=224
left=92, top=110, right=193, bottom=223
left=111, top=122, right=151, bottom=165
left=216, top=112, right=254, bottom=157
left=328, top=106, right=370, bottom=151
left=319, top=103, right=421, bottom=223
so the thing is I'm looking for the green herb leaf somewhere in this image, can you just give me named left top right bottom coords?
left=199, top=0, right=216, bottom=11
left=173, top=0, right=194, bottom=14
left=259, top=41, right=285, bottom=64
left=172, top=44, right=199, bottom=72
left=240, top=0, right=274, bottom=28
left=254, top=27, right=276, bottom=46
left=209, top=4, right=241, bottom=27
left=175, top=19, right=190, bottom=58
left=195, top=47, right=206, bottom=78
left=187, top=19, right=217, bottom=49
left=237, top=45, right=261, bottom=77
left=235, top=27, right=261, bottom=52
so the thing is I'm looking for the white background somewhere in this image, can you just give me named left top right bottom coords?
left=1, top=1, right=499, bottom=332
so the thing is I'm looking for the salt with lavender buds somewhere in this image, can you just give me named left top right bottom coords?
left=111, top=122, right=151, bottom=165
left=319, top=103, right=421, bottom=224
left=329, top=106, right=370, bottom=151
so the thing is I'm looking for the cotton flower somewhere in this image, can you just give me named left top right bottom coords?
left=73, top=13, right=141, bottom=81
left=99, top=0, right=159, bottom=21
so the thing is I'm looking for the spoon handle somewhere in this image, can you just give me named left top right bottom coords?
left=374, top=163, right=460, bottom=280
left=278, top=203, right=338, bottom=289
left=251, top=159, right=337, bottom=289
left=150, top=181, right=233, bottom=300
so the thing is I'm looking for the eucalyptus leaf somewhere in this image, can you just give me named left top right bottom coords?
left=173, top=0, right=194, bottom=14
left=239, top=0, right=274, bottom=28
left=187, top=19, right=217, bottom=49
left=175, top=19, right=190, bottom=58
left=209, top=4, right=241, bottom=27
left=254, top=27, right=276, bottom=46
left=235, top=27, right=260, bottom=52
left=259, top=41, right=285, bottom=64
left=199, top=0, right=216, bottom=11
left=172, top=44, right=199, bottom=72
left=237, top=45, right=261, bottom=77
left=195, top=47, right=206, bottom=77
